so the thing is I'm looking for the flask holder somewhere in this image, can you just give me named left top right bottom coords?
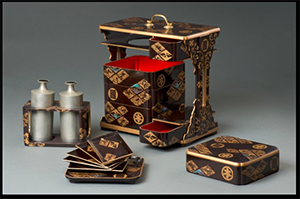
left=22, top=100, right=91, bottom=147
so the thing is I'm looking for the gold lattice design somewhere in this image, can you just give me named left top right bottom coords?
left=143, top=131, right=167, bottom=147
left=152, top=102, right=173, bottom=119
left=123, top=79, right=151, bottom=106
left=104, top=102, right=129, bottom=126
left=104, top=67, right=129, bottom=85
left=151, top=42, right=173, bottom=61
left=200, top=165, right=215, bottom=177
left=242, top=160, right=267, bottom=181
left=186, top=160, right=199, bottom=173
left=104, top=153, right=117, bottom=161
left=167, top=71, right=185, bottom=101
left=99, top=138, right=119, bottom=149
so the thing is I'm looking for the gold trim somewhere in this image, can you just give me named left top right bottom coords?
left=65, top=158, right=145, bottom=180
left=179, top=127, right=218, bottom=144
left=100, top=117, right=139, bottom=135
left=187, top=148, right=279, bottom=167
left=99, top=25, right=220, bottom=40
left=152, top=118, right=187, bottom=126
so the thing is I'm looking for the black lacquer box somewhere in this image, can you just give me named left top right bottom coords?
left=186, top=136, right=279, bottom=185
left=101, top=55, right=185, bottom=135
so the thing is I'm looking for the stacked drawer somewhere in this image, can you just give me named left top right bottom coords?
left=103, top=55, right=185, bottom=130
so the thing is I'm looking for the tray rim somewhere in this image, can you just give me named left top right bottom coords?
left=65, top=157, right=145, bottom=181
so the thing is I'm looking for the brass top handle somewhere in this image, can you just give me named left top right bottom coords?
left=145, top=14, right=173, bottom=29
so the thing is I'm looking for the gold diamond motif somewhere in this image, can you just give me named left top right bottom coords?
left=200, top=165, right=215, bottom=177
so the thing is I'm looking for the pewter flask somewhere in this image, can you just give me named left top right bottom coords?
left=59, top=81, right=83, bottom=142
left=30, top=79, right=55, bottom=141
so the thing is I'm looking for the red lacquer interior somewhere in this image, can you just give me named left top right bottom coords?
left=140, top=121, right=180, bottom=133
left=104, top=55, right=183, bottom=72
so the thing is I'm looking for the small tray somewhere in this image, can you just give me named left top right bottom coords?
left=87, top=131, right=134, bottom=165
left=65, top=156, right=144, bottom=184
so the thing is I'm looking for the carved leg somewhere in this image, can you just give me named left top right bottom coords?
left=181, top=32, right=220, bottom=142
left=107, top=46, right=127, bottom=61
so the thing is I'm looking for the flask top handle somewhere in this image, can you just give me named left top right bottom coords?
left=145, top=14, right=173, bottom=29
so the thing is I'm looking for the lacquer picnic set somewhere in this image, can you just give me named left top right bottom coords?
left=22, top=14, right=279, bottom=185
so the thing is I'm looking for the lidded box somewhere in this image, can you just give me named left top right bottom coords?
left=186, top=136, right=279, bottom=185
left=102, top=55, right=185, bottom=133
left=149, top=37, right=189, bottom=61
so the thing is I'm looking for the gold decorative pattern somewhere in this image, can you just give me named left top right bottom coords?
left=104, top=67, right=129, bottom=85
left=157, top=74, right=166, bottom=88
left=126, top=166, right=141, bottom=174
left=194, top=143, right=213, bottom=155
left=167, top=71, right=185, bottom=100
left=201, top=165, right=215, bottom=176
left=87, top=145, right=94, bottom=152
left=253, top=144, right=268, bottom=150
left=68, top=171, right=107, bottom=178
left=143, top=131, right=167, bottom=147
left=242, top=160, right=267, bottom=181
left=104, top=153, right=117, bottom=161
left=113, top=173, right=127, bottom=178
left=221, top=166, right=234, bottom=181
left=23, top=112, right=28, bottom=127
left=213, top=136, right=253, bottom=144
left=164, top=67, right=174, bottom=75
left=179, top=103, right=185, bottom=113
left=239, top=149, right=258, bottom=161
left=186, top=160, right=199, bottom=173
left=151, top=42, right=173, bottom=61
left=24, top=132, right=45, bottom=147
left=169, top=136, right=179, bottom=145
left=133, top=112, right=144, bottom=125
left=99, top=138, right=119, bottom=149
left=270, top=156, right=279, bottom=171
left=123, top=79, right=151, bottom=106
left=226, top=148, right=240, bottom=153
left=152, top=102, right=172, bottom=119
left=218, top=153, right=233, bottom=159
left=104, top=102, right=129, bottom=126
left=108, top=88, right=118, bottom=101
left=181, top=32, right=219, bottom=141
left=79, top=128, right=87, bottom=140
left=211, top=143, right=225, bottom=148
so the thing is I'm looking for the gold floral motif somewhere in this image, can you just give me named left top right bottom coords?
left=133, top=112, right=144, bottom=125
left=221, top=166, right=234, bottom=181
left=252, top=144, right=268, bottom=150
left=24, top=132, right=45, bottom=147
left=218, top=153, right=233, bottom=159
left=211, top=143, right=225, bottom=148
left=23, top=112, right=28, bottom=127
left=157, top=74, right=166, bottom=88
left=79, top=128, right=87, bottom=140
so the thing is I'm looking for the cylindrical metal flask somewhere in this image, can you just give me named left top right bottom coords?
left=59, top=81, right=83, bottom=143
left=30, top=79, right=55, bottom=141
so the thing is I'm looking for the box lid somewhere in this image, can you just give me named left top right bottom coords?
left=186, top=136, right=279, bottom=167
left=99, top=16, right=220, bottom=40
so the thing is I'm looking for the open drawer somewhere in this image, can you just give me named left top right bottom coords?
left=139, top=119, right=186, bottom=147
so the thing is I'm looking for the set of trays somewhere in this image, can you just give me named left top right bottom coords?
left=63, top=131, right=144, bottom=183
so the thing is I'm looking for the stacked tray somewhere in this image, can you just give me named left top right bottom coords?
left=63, top=131, right=144, bottom=183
